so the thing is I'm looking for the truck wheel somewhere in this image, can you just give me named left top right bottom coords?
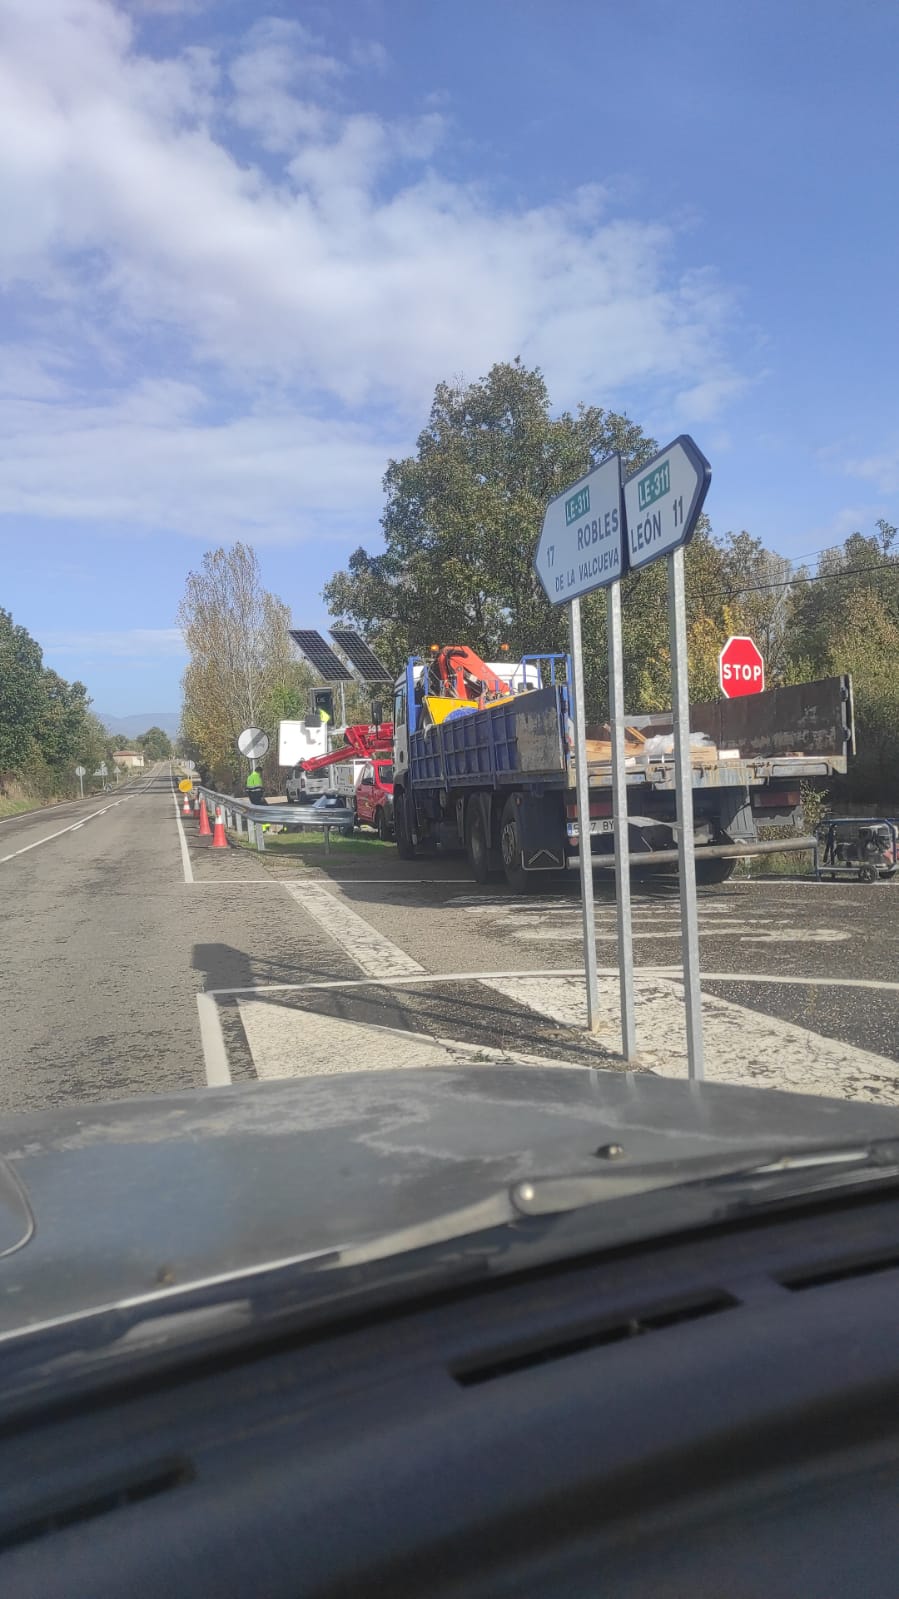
left=500, top=798, right=530, bottom=893
left=466, top=802, right=492, bottom=885
left=694, top=856, right=737, bottom=885
left=394, top=791, right=416, bottom=859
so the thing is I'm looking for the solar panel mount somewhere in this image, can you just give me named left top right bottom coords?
left=289, top=629, right=353, bottom=681
left=329, top=628, right=393, bottom=684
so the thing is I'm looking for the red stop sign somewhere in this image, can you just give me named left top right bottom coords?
left=719, top=635, right=765, bottom=698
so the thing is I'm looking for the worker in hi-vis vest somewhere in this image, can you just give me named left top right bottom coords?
left=246, top=767, right=266, bottom=805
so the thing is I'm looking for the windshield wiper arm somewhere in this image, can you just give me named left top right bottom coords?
left=509, top=1140, right=899, bottom=1220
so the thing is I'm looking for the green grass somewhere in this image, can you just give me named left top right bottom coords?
left=0, top=796, right=39, bottom=820
left=0, top=790, right=87, bottom=820
left=231, top=827, right=394, bottom=861
left=735, top=849, right=815, bottom=879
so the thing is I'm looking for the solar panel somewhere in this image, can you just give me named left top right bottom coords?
left=329, top=628, right=393, bottom=683
left=289, top=629, right=353, bottom=681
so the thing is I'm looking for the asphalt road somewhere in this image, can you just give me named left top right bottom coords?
left=1, top=766, right=896, bottom=1115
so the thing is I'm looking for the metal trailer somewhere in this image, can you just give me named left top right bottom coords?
left=392, top=660, right=855, bottom=890
left=816, top=816, right=899, bottom=883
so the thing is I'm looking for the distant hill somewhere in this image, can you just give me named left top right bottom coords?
left=100, top=712, right=181, bottom=740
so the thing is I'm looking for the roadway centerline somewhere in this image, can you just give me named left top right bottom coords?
left=0, top=797, right=133, bottom=864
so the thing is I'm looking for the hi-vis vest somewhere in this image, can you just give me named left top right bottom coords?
left=246, top=769, right=263, bottom=789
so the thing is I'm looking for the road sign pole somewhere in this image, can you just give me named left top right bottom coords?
left=569, top=597, right=601, bottom=1034
left=78, top=772, right=83, bottom=799
left=667, top=546, right=704, bottom=1080
left=607, top=577, right=637, bottom=1060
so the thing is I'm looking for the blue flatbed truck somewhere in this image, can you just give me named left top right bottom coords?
left=391, top=657, right=855, bottom=890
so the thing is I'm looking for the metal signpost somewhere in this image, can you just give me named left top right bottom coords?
left=74, top=764, right=86, bottom=798
left=534, top=454, right=635, bottom=1053
left=536, top=433, right=711, bottom=1078
left=624, top=436, right=711, bottom=1080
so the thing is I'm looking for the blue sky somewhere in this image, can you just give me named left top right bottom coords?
left=1, top=0, right=897, bottom=716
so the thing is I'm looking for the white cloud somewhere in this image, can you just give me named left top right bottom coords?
left=228, top=19, right=339, bottom=153
left=843, top=447, right=899, bottom=494
left=806, top=505, right=891, bottom=543
left=0, top=0, right=749, bottom=542
left=0, top=367, right=401, bottom=541
left=42, top=627, right=186, bottom=657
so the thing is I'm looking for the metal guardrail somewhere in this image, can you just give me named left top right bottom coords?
left=196, top=787, right=355, bottom=854
left=568, top=833, right=819, bottom=872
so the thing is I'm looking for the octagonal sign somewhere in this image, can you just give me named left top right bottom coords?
left=719, top=635, right=765, bottom=698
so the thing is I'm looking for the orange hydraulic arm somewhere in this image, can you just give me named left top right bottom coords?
left=301, top=723, right=392, bottom=773
left=434, top=647, right=511, bottom=701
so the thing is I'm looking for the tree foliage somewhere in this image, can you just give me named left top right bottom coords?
left=325, top=361, right=741, bottom=712
left=324, top=360, right=658, bottom=674
left=136, top=726, right=173, bottom=760
left=323, top=360, right=899, bottom=804
left=0, top=608, right=112, bottom=797
left=178, top=542, right=315, bottom=787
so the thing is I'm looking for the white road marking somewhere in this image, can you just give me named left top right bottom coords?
left=239, top=1001, right=468, bottom=1077
left=230, top=868, right=898, bottom=1103
left=0, top=801, right=123, bottom=863
left=699, top=970, right=899, bottom=993
left=449, top=893, right=855, bottom=948
left=196, top=993, right=232, bottom=1086
left=206, top=965, right=899, bottom=997
left=236, top=999, right=579, bottom=1079
left=221, top=961, right=899, bottom=1105
left=509, top=926, right=750, bottom=942
left=281, top=880, right=423, bottom=977
left=482, top=974, right=899, bottom=1105
left=191, top=878, right=293, bottom=886
left=171, top=780, right=194, bottom=885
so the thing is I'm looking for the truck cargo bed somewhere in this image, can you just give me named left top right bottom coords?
left=409, top=676, right=853, bottom=794
left=410, top=686, right=566, bottom=789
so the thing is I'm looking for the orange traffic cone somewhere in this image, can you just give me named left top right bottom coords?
left=211, top=804, right=228, bottom=849
left=182, top=791, right=191, bottom=816
left=198, top=795, right=211, bottom=836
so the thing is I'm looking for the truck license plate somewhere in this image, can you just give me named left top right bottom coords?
left=566, top=818, right=615, bottom=839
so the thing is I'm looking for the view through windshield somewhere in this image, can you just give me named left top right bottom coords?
left=1, top=3, right=897, bottom=1166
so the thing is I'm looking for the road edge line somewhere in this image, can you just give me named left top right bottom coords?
left=171, top=772, right=194, bottom=884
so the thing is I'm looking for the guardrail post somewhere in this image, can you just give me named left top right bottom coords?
left=323, top=825, right=331, bottom=855
left=235, top=810, right=244, bottom=835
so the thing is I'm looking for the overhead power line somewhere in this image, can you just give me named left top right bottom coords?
left=692, top=556, right=899, bottom=603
